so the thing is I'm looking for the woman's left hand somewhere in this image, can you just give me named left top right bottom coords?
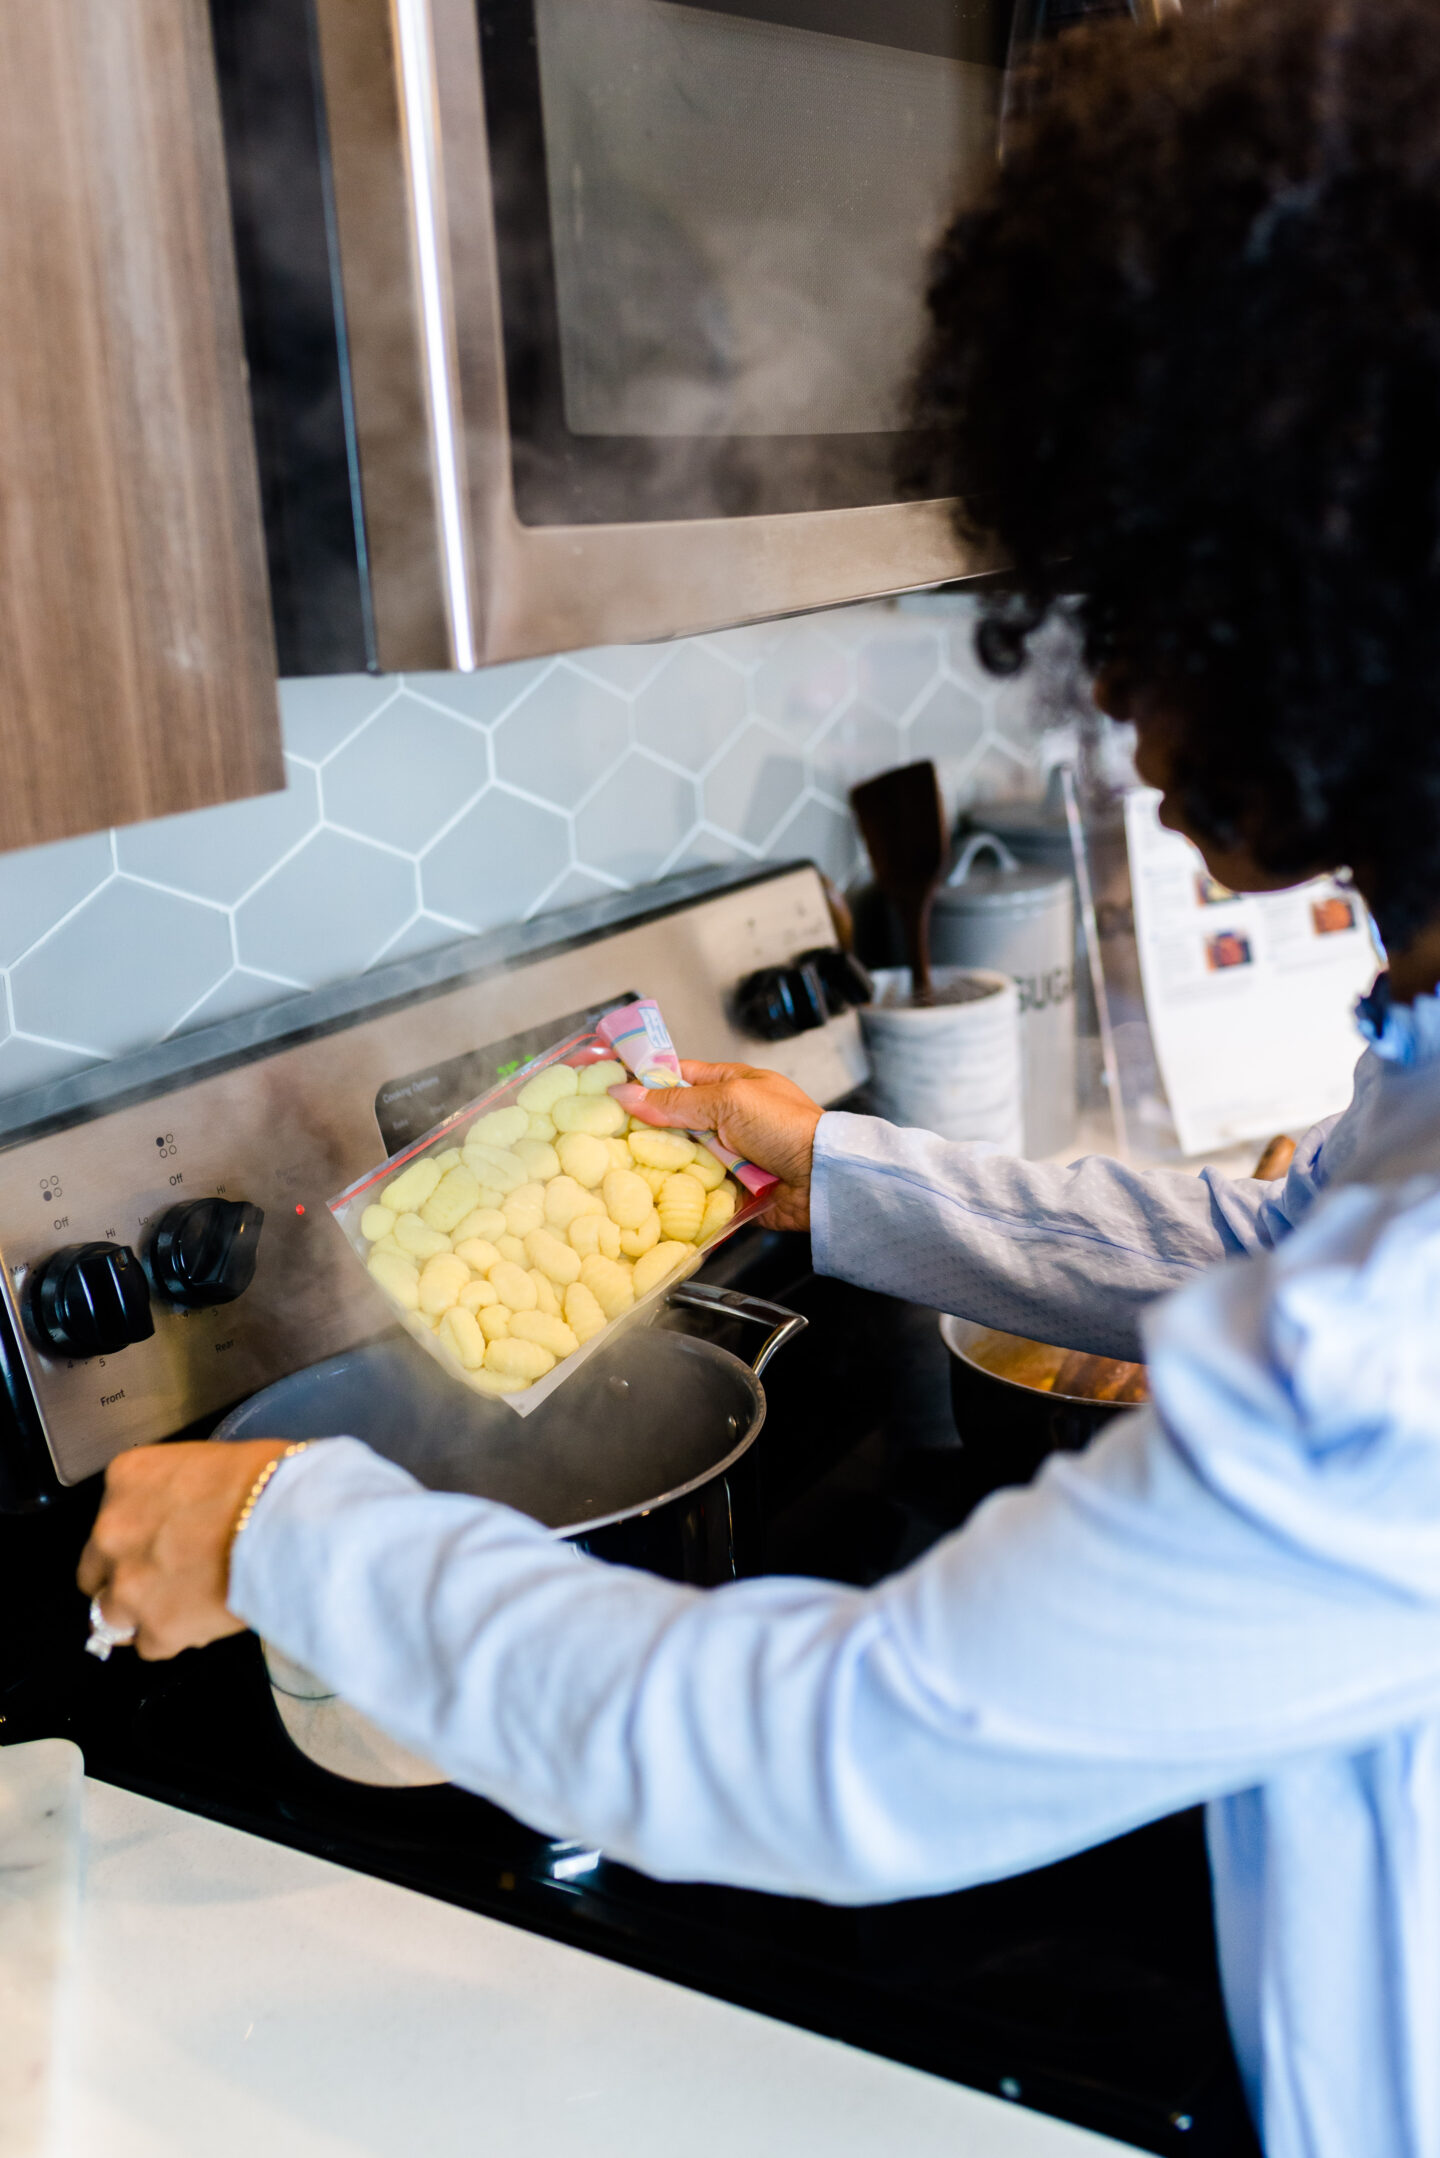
left=77, top=1438, right=287, bottom=1660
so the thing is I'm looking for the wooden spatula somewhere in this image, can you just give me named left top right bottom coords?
left=850, top=761, right=949, bottom=1002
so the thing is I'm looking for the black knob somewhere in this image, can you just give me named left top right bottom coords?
left=735, top=963, right=828, bottom=1042
left=796, top=947, right=874, bottom=1014
left=149, top=1198, right=264, bottom=1308
left=33, top=1243, right=155, bottom=1358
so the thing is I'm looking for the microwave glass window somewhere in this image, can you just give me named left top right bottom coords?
left=480, top=0, right=1010, bottom=523
left=533, top=0, right=997, bottom=441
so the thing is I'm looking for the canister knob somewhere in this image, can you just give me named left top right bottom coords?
left=149, top=1197, right=265, bottom=1307
left=32, top=1242, right=155, bottom=1358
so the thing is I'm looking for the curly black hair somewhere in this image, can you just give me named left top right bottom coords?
left=915, top=0, right=1440, bottom=947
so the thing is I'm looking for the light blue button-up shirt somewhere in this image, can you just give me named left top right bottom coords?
left=231, top=988, right=1440, bottom=2158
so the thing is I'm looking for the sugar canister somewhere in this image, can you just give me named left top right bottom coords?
left=930, top=833, right=1077, bottom=1155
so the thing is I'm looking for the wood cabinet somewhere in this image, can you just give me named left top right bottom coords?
left=0, top=0, right=283, bottom=853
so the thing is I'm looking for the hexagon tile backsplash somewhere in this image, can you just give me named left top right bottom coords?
left=0, top=596, right=1045, bottom=1104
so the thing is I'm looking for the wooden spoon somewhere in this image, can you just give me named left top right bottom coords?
left=850, top=761, right=949, bottom=1003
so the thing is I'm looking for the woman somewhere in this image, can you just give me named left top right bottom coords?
left=82, top=4, right=1440, bottom=2151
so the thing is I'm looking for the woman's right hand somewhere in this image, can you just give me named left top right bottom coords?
left=612, top=1062, right=823, bottom=1232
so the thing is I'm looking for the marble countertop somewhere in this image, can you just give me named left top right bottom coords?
left=0, top=1741, right=83, bottom=2158
left=44, top=1774, right=1140, bottom=2158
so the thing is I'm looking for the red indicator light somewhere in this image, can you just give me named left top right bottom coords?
left=295, top=1204, right=306, bottom=1217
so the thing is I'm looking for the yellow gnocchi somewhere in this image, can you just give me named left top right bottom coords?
left=553, top=1093, right=626, bottom=1138
left=576, top=1058, right=627, bottom=1095
left=556, top=1131, right=610, bottom=1188
left=502, top=1182, right=547, bottom=1237
left=381, top=1157, right=441, bottom=1214
left=525, top=1226, right=582, bottom=1286
left=515, top=1064, right=579, bottom=1115
left=486, top=1259, right=537, bottom=1311
left=633, top=1241, right=693, bottom=1298
left=687, top=1149, right=727, bottom=1193
left=418, top=1252, right=471, bottom=1315
left=452, top=1207, right=508, bottom=1245
left=368, top=1248, right=420, bottom=1309
left=510, top=1309, right=579, bottom=1358
left=657, top=1171, right=706, bottom=1243
left=700, top=1186, right=738, bottom=1240
left=602, top=1168, right=655, bottom=1230
left=437, top=1305, right=487, bottom=1370
left=579, top=1253, right=634, bottom=1319
left=393, top=1212, right=451, bottom=1262
left=351, top=1062, right=749, bottom=1400
left=513, top=1137, right=561, bottom=1183
left=461, top=1140, right=529, bottom=1194
left=467, top=1105, right=530, bottom=1150
left=544, top=1175, right=606, bottom=1230
left=564, top=1281, right=608, bottom=1343
left=618, top=1213, right=660, bottom=1258
left=627, top=1128, right=696, bottom=1172
left=420, top=1164, right=483, bottom=1233
left=486, top=1336, right=555, bottom=1382
left=529, top=1267, right=561, bottom=1316
left=568, top=1213, right=621, bottom=1261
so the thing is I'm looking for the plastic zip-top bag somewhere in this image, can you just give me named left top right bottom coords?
left=330, top=999, right=775, bottom=1415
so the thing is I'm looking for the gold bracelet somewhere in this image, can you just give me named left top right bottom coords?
left=230, top=1442, right=310, bottom=1551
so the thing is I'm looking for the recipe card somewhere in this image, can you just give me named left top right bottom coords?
left=1124, top=788, right=1381, bottom=1156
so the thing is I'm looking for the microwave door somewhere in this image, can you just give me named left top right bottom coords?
left=312, top=0, right=1011, bottom=669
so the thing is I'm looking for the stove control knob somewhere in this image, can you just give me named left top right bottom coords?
left=735, top=963, right=827, bottom=1041
left=149, top=1197, right=264, bottom=1308
left=795, top=947, right=874, bottom=1015
left=33, top=1242, right=155, bottom=1359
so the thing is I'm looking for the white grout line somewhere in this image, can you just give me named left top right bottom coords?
left=297, top=820, right=419, bottom=866
left=6, top=1026, right=111, bottom=1061
left=223, top=823, right=333, bottom=912
left=2, top=870, right=120, bottom=974
left=399, top=663, right=557, bottom=735
left=309, top=682, right=405, bottom=767
left=108, top=872, right=234, bottom=916
left=411, top=776, right=505, bottom=858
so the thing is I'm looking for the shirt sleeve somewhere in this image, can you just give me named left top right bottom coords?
left=807, top=1108, right=1331, bottom=1360
left=228, top=1168, right=1440, bottom=1904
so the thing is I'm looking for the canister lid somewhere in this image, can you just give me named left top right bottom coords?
left=937, top=830, right=1071, bottom=917
left=935, top=864, right=1069, bottom=911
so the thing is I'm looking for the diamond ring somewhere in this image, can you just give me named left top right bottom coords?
left=85, top=1596, right=137, bottom=1661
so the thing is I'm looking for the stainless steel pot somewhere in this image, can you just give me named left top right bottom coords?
left=212, top=1283, right=805, bottom=1786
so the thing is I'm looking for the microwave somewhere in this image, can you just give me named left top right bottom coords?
left=212, top=0, right=1017, bottom=673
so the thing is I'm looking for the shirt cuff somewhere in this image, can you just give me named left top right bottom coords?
left=226, top=1435, right=420, bottom=1631
left=810, top=1109, right=871, bottom=1279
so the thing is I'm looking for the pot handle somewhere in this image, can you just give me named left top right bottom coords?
left=666, top=1280, right=808, bottom=1379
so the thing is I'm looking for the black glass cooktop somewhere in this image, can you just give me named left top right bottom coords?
left=0, top=1233, right=1257, bottom=2158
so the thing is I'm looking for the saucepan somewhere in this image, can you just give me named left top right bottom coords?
left=213, top=1281, right=805, bottom=1786
left=938, top=1313, right=1146, bottom=1522
left=937, top=1136, right=1296, bottom=1521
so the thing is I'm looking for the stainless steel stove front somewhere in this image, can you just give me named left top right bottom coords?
left=0, top=864, right=865, bottom=1491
